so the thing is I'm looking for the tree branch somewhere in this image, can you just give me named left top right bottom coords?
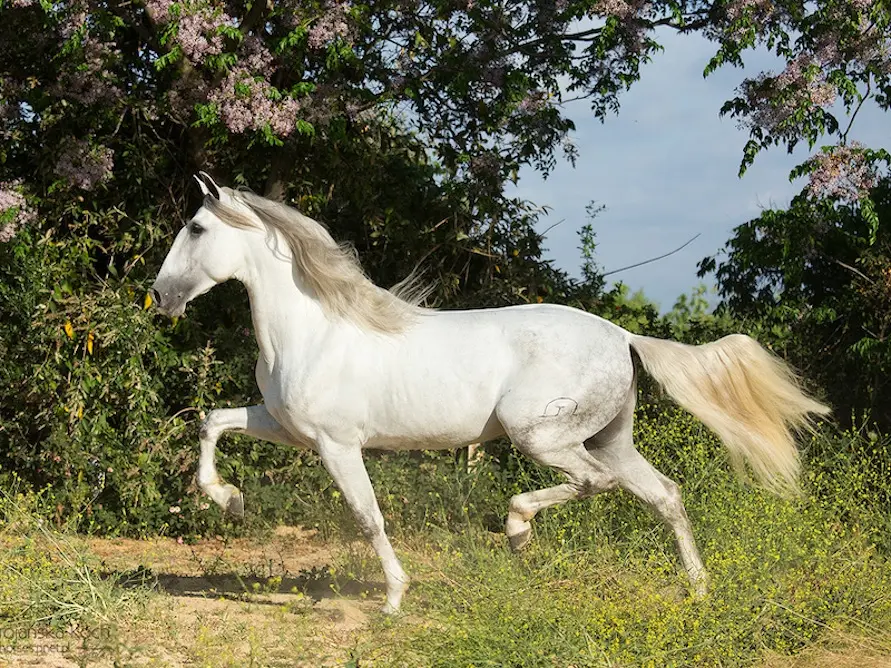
left=240, top=0, right=274, bottom=35
left=841, top=78, right=871, bottom=143
left=264, top=150, right=294, bottom=201
left=602, top=233, right=702, bottom=277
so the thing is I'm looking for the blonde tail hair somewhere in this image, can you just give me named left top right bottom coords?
left=629, top=334, right=830, bottom=496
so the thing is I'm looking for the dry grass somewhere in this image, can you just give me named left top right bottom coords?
left=760, top=629, right=891, bottom=668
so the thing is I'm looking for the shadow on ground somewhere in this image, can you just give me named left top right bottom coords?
left=106, top=564, right=383, bottom=604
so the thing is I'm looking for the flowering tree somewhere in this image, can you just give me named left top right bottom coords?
left=1, top=0, right=888, bottom=225
left=715, top=1, right=890, bottom=213
left=698, top=1, right=891, bottom=426
left=1, top=0, right=891, bottom=527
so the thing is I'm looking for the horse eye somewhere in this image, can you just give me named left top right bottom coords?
left=189, top=222, right=204, bottom=237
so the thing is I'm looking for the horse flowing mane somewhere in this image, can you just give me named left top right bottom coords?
left=205, top=188, right=431, bottom=333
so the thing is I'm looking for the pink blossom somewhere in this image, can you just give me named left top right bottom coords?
left=813, top=14, right=890, bottom=71
left=0, top=78, right=21, bottom=139
left=54, top=139, right=114, bottom=190
left=9, top=0, right=38, bottom=6
left=167, top=75, right=210, bottom=120
left=848, top=16, right=891, bottom=71
left=147, top=0, right=233, bottom=62
left=517, top=91, right=548, bottom=114
left=276, top=1, right=304, bottom=30
left=0, top=100, right=19, bottom=137
left=469, top=152, right=500, bottom=180
left=302, top=84, right=339, bottom=125
left=144, top=0, right=174, bottom=24
left=307, top=1, right=353, bottom=50
left=724, top=0, right=774, bottom=27
left=813, top=38, right=841, bottom=67
left=588, top=0, right=650, bottom=51
left=591, top=0, right=640, bottom=21
left=210, top=67, right=301, bottom=136
left=176, top=10, right=226, bottom=62
left=60, top=9, right=88, bottom=39
left=0, top=181, right=35, bottom=243
left=240, top=35, right=274, bottom=71
left=805, top=142, right=877, bottom=202
left=55, top=37, right=123, bottom=106
left=201, top=33, right=297, bottom=133
left=591, top=0, right=650, bottom=23
left=707, top=0, right=788, bottom=44
left=740, top=57, right=836, bottom=133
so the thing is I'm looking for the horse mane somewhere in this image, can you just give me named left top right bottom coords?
left=204, top=188, right=431, bottom=333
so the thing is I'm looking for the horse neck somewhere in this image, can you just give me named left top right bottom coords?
left=239, top=230, right=330, bottom=367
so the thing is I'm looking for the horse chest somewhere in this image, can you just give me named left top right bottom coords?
left=256, top=356, right=362, bottom=444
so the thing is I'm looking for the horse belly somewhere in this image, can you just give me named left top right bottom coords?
left=362, top=383, right=505, bottom=450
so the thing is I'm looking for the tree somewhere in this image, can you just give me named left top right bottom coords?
left=700, top=177, right=891, bottom=426
left=1, top=0, right=890, bottom=528
left=694, top=1, right=891, bottom=426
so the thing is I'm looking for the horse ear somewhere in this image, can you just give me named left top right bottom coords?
left=193, top=174, right=211, bottom=197
left=195, top=171, right=221, bottom=199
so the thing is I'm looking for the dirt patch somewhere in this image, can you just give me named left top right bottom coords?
left=87, top=525, right=330, bottom=578
left=10, top=527, right=887, bottom=668
left=0, top=526, right=385, bottom=667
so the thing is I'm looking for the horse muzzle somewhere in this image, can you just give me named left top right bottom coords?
left=149, top=282, right=188, bottom=318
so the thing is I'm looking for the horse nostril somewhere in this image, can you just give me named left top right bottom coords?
left=149, top=288, right=161, bottom=308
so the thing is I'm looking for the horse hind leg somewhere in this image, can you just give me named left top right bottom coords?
left=586, top=391, right=708, bottom=595
left=505, top=482, right=579, bottom=551
left=504, top=442, right=618, bottom=552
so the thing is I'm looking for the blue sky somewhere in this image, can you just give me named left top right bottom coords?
left=510, top=28, right=889, bottom=311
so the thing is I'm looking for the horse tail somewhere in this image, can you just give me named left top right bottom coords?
left=629, top=333, right=830, bottom=496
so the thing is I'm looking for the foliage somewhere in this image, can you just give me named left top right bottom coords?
left=701, top=176, right=891, bottom=426
left=0, top=0, right=888, bottom=660
left=0, top=407, right=888, bottom=666
left=0, top=0, right=889, bottom=532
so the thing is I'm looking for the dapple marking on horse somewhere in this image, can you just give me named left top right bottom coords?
left=150, top=173, right=830, bottom=614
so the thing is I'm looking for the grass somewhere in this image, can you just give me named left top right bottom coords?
left=325, top=409, right=891, bottom=667
left=343, top=518, right=891, bottom=667
left=0, top=408, right=888, bottom=666
left=0, top=491, right=149, bottom=664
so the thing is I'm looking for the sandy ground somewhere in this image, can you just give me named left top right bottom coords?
left=0, top=527, right=382, bottom=667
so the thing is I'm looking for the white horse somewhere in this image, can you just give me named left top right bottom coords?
left=151, top=174, right=829, bottom=614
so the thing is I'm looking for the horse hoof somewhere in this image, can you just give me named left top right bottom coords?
left=225, top=490, right=245, bottom=518
left=508, top=528, right=532, bottom=552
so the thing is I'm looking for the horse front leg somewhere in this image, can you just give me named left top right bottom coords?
left=198, top=404, right=299, bottom=517
left=315, top=437, right=408, bottom=614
